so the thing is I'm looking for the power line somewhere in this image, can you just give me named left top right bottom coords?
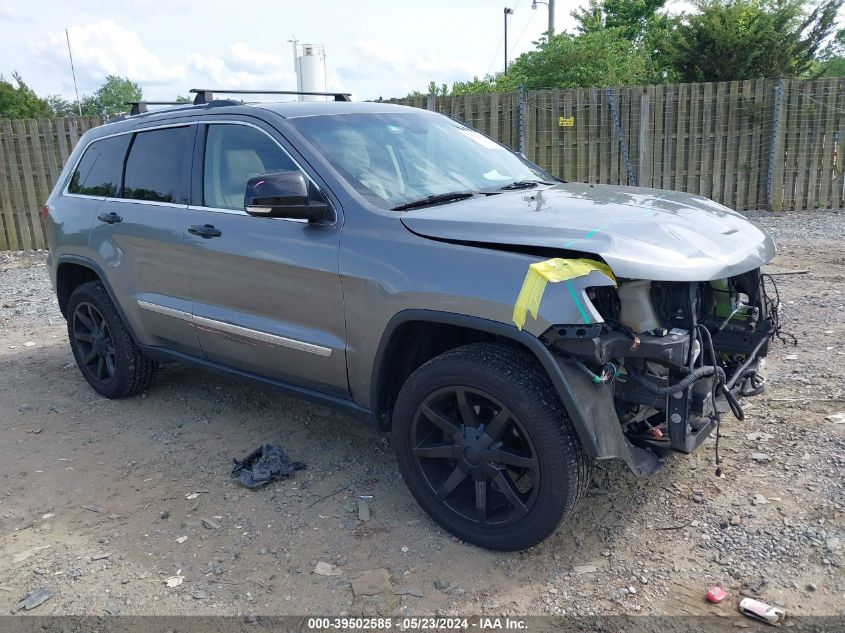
left=509, top=10, right=537, bottom=58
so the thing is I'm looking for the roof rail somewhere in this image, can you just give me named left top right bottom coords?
left=124, top=101, right=191, bottom=116
left=189, top=88, right=352, bottom=104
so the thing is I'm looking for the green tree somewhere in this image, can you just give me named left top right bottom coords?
left=573, top=0, right=669, bottom=40
left=572, top=0, right=679, bottom=82
left=81, top=75, right=143, bottom=115
left=451, top=76, right=500, bottom=95
left=667, top=0, right=842, bottom=82
left=503, top=29, right=653, bottom=89
left=0, top=72, right=50, bottom=119
left=46, top=95, right=79, bottom=116
left=817, top=27, right=845, bottom=76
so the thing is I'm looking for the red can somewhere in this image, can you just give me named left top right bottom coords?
left=706, top=586, right=727, bottom=604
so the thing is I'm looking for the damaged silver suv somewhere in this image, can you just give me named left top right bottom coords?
left=44, top=89, right=780, bottom=551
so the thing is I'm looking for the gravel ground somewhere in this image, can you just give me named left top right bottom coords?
left=0, top=212, right=843, bottom=621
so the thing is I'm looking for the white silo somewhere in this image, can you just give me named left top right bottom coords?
left=295, top=43, right=327, bottom=101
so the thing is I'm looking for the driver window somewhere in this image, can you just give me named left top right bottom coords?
left=203, top=124, right=299, bottom=210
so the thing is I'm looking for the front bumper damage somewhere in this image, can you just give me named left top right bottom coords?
left=539, top=270, right=782, bottom=475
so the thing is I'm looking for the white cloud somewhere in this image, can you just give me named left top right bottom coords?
left=32, top=21, right=186, bottom=90
left=227, top=42, right=287, bottom=72
left=185, top=43, right=296, bottom=91
left=1, top=6, right=35, bottom=23
left=29, top=23, right=298, bottom=98
left=349, top=39, right=483, bottom=90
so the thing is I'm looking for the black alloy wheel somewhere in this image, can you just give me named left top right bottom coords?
left=72, top=301, right=117, bottom=384
left=393, top=343, right=591, bottom=551
left=410, top=385, right=541, bottom=527
left=66, top=281, right=158, bottom=398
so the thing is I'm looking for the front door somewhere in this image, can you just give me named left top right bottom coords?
left=181, top=120, right=348, bottom=396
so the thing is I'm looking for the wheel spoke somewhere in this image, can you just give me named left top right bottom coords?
left=436, top=466, right=467, bottom=501
left=82, top=348, right=98, bottom=365
left=455, top=388, right=477, bottom=427
left=87, top=304, right=100, bottom=332
left=75, top=331, right=93, bottom=343
left=412, top=443, right=457, bottom=459
left=96, top=356, right=105, bottom=380
left=484, top=408, right=511, bottom=441
left=475, top=479, right=488, bottom=523
left=492, top=470, right=529, bottom=517
left=75, top=309, right=95, bottom=332
left=421, top=405, right=459, bottom=437
left=104, top=354, right=115, bottom=377
left=483, top=449, right=539, bottom=470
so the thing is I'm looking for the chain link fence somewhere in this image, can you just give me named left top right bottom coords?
left=393, top=77, right=845, bottom=214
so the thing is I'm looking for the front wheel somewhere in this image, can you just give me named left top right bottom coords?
left=392, top=343, right=591, bottom=551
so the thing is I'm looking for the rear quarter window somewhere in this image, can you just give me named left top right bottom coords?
left=68, top=135, right=131, bottom=197
left=123, top=127, right=191, bottom=204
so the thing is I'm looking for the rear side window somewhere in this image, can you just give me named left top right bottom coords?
left=123, top=127, right=191, bottom=203
left=68, top=135, right=130, bottom=197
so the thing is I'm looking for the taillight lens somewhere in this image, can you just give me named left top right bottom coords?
left=40, top=204, right=49, bottom=223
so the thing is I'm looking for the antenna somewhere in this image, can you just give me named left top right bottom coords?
left=65, top=28, right=82, bottom=116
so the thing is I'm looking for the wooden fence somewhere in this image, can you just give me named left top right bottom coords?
left=0, top=116, right=102, bottom=251
left=1, top=77, right=844, bottom=250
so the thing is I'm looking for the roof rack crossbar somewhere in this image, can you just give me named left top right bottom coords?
left=124, top=101, right=190, bottom=116
left=189, top=89, right=352, bottom=104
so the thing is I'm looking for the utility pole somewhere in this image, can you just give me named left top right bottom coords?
left=65, top=28, right=82, bottom=116
left=532, top=0, right=555, bottom=38
left=504, top=7, right=514, bottom=75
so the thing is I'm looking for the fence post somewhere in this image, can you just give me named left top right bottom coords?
left=607, top=88, right=636, bottom=186
left=517, top=84, right=526, bottom=155
left=426, top=93, right=435, bottom=111
left=766, top=77, right=785, bottom=211
left=638, top=91, right=652, bottom=187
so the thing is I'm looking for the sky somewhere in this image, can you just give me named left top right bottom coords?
left=0, top=0, right=590, bottom=104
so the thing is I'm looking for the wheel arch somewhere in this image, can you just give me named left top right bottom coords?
left=369, top=310, right=599, bottom=451
left=55, top=256, right=138, bottom=341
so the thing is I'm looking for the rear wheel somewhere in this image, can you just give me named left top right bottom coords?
left=393, top=343, right=591, bottom=550
left=67, top=281, right=158, bottom=398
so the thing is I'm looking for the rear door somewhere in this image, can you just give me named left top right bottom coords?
left=88, top=123, right=204, bottom=356
left=181, top=118, right=348, bottom=396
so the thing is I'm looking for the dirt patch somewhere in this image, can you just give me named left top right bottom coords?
left=0, top=219, right=843, bottom=618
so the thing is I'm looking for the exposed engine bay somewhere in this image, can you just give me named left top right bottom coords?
left=542, top=269, right=789, bottom=463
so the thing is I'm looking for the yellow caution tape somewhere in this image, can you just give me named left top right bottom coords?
left=512, top=258, right=616, bottom=330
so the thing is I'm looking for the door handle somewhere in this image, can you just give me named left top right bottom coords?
left=97, top=212, right=123, bottom=224
left=188, top=223, right=222, bottom=239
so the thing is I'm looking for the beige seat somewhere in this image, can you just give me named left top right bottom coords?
left=216, top=149, right=266, bottom=210
left=331, top=131, right=392, bottom=200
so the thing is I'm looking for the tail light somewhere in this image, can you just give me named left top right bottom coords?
left=40, top=204, right=49, bottom=223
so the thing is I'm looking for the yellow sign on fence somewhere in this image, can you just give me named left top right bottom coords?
left=559, top=116, right=574, bottom=127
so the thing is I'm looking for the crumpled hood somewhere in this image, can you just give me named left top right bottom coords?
left=400, top=183, right=776, bottom=281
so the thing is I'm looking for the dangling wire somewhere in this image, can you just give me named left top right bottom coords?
left=697, top=324, right=723, bottom=476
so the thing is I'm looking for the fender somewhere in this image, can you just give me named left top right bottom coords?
left=55, top=255, right=139, bottom=340
left=371, top=309, right=660, bottom=476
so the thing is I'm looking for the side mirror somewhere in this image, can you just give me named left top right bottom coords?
left=244, top=172, right=328, bottom=221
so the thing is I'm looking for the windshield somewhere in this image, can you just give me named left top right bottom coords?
left=287, top=112, right=553, bottom=210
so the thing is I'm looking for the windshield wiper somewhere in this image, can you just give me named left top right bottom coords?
left=391, top=191, right=475, bottom=211
left=498, top=180, right=545, bottom=190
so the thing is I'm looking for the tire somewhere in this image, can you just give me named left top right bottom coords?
left=66, top=281, right=158, bottom=399
left=392, top=342, right=592, bottom=551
